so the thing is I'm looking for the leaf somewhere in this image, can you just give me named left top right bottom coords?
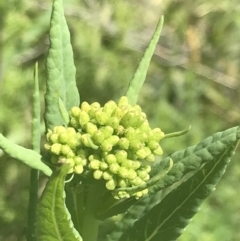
left=148, top=125, right=240, bottom=194
left=98, top=191, right=162, bottom=241
left=35, top=164, right=82, bottom=241
left=119, top=141, right=239, bottom=241
left=125, top=16, right=164, bottom=105
left=44, top=0, right=80, bottom=131
left=0, top=133, right=52, bottom=176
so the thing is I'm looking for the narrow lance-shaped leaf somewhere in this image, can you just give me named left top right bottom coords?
left=0, top=133, right=52, bottom=176
left=125, top=16, right=164, bottom=105
left=35, top=164, right=82, bottom=241
left=44, top=0, right=80, bottom=130
left=119, top=141, right=239, bottom=241
left=26, top=62, right=41, bottom=241
left=148, top=125, right=240, bottom=194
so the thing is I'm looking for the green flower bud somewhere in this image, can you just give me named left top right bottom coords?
left=103, top=171, right=113, bottom=180
left=93, top=170, right=103, bottom=179
left=115, top=191, right=130, bottom=199
left=68, top=136, right=82, bottom=149
left=61, top=145, right=72, bottom=156
left=121, top=159, right=133, bottom=168
left=136, top=147, right=151, bottom=159
left=118, top=137, right=130, bottom=149
left=46, top=130, right=53, bottom=141
left=113, top=106, right=128, bottom=119
left=132, top=160, right=141, bottom=170
left=130, top=177, right=145, bottom=186
left=128, top=113, right=146, bottom=128
left=81, top=134, right=98, bottom=149
left=88, top=102, right=101, bottom=118
left=132, top=104, right=142, bottom=113
left=151, top=128, right=165, bottom=141
left=70, top=107, right=81, bottom=118
left=105, top=154, right=117, bottom=164
left=109, top=163, right=120, bottom=174
left=81, top=101, right=91, bottom=113
left=103, top=100, right=117, bottom=116
left=106, top=116, right=120, bottom=129
left=79, top=110, right=90, bottom=126
left=101, top=140, right=113, bottom=152
left=58, top=132, right=69, bottom=144
left=115, top=150, right=128, bottom=163
left=93, top=130, right=105, bottom=144
left=106, top=179, right=117, bottom=190
left=74, top=165, right=84, bottom=174
left=95, top=109, right=108, bottom=125
left=85, top=122, right=98, bottom=135
left=64, top=158, right=75, bottom=166
left=99, top=126, right=114, bottom=139
left=153, top=146, right=163, bottom=156
left=51, top=143, right=62, bottom=155
left=137, top=170, right=149, bottom=181
left=49, top=133, right=59, bottom=144
left=120, top=111, right=136, bottom=127
left=146, top=154, right=155, bottom=162
left=118, top=178, right=128, bottom=187
left=115, top=125, right=125, bottom=135
left=139, top=120, right=151, bottom=132
left=69, top=118, right=79, bottom=129
left=99, top=162, right=108, bottom=170
left=127, top=169, right=137, bottom=180
left=147, top=140, right=160, bottom=151
left=89, top=159, right=100, bottom=170
left=118, top=166, right=129, bottom=178
left=125, top=127, right=136, bottom=140
left=133, top=191, right=143, bottom=199
left=53, top=126, right=66, bottom=134
left=142, top=164, right=151, bottom=173
left=129, top=139, right=143, bottom=151
left=106, top=135, right=119, bottom=146
left=118, top=96, right=129, bottom=106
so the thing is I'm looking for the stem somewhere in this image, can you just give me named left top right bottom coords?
left=26, top=63, right=41, bottom=241
left=81, top=183, right=103, bottom=241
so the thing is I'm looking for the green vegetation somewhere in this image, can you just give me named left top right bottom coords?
left=0, top=0, right=239, bottom=240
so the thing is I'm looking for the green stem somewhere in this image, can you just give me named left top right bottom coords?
left=26, top=63, right=41, bottom=241
left=81, top=184, right=103, bottom=241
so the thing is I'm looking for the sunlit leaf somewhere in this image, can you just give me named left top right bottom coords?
left=35, top=164, right=82, bottom=241
left=44, top=0, right=80, bottom=131
left=119, top=140, right=239, bottom=241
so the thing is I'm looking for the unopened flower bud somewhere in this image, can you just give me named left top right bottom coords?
left=81, top=101, right=91, bottom=113
left=103, top=171, right=113, bottom=180
left=93, top=170, right=103, bottom=179
left=146, top=154, right=155, bottom=162
left=106, top=116, right=120, bottom=129
left=105, top=154, right=117, bottom=164
left=99, top=162, right=108, bottom=170
left=106, top=179, right=117, bottom=190
left=129, top=139, right=143, bottom=151
left=132, top=161, right=141, bottom=170
left=74, top=165, right=84, bottom=174
left=118, top=178, right=128, bottom=187
left=101, top=140, right=113, bottom=152
left=109, top=163, right=120, bottom=174
left=151, top=128, right=165, bottom=141
left=100, top=126, right=114, bottom=139
left=89, top=159, right=100, bottom=170
left=85, top=122, right=98, bottom=135
left=115, top=150, right=128, bottom=163
left=118, top=137, right=130, bottom=149
left=49, top=133, right=59, bottom=143
left=127, top=169, right=137, bottom=180
left=95, top=109, right=108, bottom=125
left=58, top=132, right=69, bottom=144
left=103, top=100, right=117, bottom=116
left=118, top=96, right=129, bottom=106
left=51, top=143, right=62, bottom=155
left=61, top=145, right=72, bottom=156
left=70, top=107, right=81, bottom=118
left=93, top=130, right=105, bottom=144
left=79, top=111, right=90, bottom=126
left=153, top=146, right=163, bottom=156
left=130, top=176, right=144, bottom=186
left=118, top=167, right=129, bottom=178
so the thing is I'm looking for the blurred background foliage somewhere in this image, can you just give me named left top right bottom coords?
left=0, top=0, right=240, bottom=240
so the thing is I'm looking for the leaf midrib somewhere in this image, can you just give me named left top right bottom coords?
left=144, top=147, right=230, bottom=241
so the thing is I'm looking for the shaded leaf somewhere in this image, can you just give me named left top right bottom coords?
left=44, top=0, right=80, bottom=131
left=35, top=164, right=82, bottom=241
left=119, top=141, right=239, bottom=241
left=125, top=16, right=164, bottom=105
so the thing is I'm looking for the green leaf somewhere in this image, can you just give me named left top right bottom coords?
left=0, top=133, right=52, bottom=176
left=149, top=125, right=240, bottom=194
left=44, top=0, right=80, bottom=131
left=125, top=16, right=164, bottom=105
left=119, top=140, right=239, bottom=241
left=35, top=164, right=82, bottom=241
left=98, top=191, right=162, bottom=241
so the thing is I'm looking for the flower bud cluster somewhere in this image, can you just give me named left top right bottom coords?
left=45, top=96, right=165, bottom=199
